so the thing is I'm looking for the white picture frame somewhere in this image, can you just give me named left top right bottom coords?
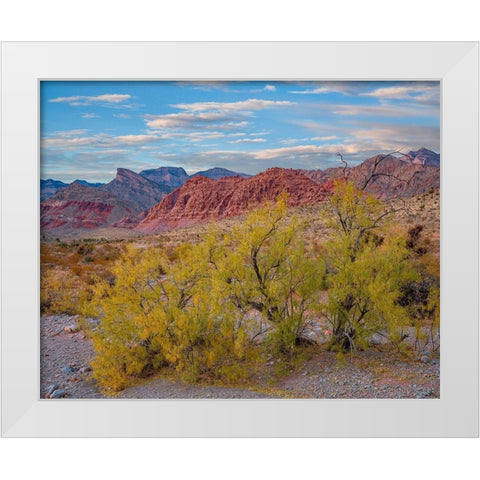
left=1, top=41, right=478, bottom=437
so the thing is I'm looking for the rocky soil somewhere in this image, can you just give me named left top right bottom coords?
left=41, top=315, right=439, bottom=400
left=40, top=314, right=103, bottom=399
left=275, top=350, right=439, bottom=399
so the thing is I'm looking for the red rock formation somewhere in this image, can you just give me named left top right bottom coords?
left=136, top=168, right=331, bottom=233
left=41, top=181, right=141, bottom=233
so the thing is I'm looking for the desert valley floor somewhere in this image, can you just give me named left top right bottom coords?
left=41, top=184, right=440, bottom=399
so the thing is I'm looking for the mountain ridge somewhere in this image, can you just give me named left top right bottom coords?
left=191, top=167, right=252, bottom=180
left=100, top=168, right=170, bottom=211
left=40, top=148, right=440, bottom=237
left=297, top=150, right=439, bottom=199
left=40, top=181, right=142, bottom=233
left=136, top=168, right=332, bottom=233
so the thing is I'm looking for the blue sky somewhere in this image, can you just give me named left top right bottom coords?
left=40, top=81, right=440, bottom=183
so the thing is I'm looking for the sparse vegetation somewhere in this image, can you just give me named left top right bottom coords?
left=40, top=182, right=440, bottom=393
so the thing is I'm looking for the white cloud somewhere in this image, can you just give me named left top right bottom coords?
left=311, top=136, right=340, bottom=141
left=175, top=81, right=231, bottom=91
left=158, top=131, right=227, bottom=142
left=145, top=98, right=292, bottom=132
left=150, top=152, right=178, bottom=158
left=352, top=125, right=440, bottom=152
left=252, top=145, right=336, bottom=160
left=146, top=112, right=237, bottom=130
left=264, top=85, right=276, bottom=91
left=113, top=113, right=130, bottom=119
left=289, top=82, right=366, bottom=95
left=362, top=84, right=440, bottom=104
left=290, top=87, right=331, bottom=95
left=330, top=103, right=437, bottom=117
left=172, top=99, right=294, bottom=113
left=51, top=129, right=89, bottom=137
left=41, top=132, right=161, bottom=150
left=289, top=82, right=440, bottom=105
left=115, top=134, right=160, bottom=145
left=280, top=138, right=301, bottom=145
left=49, top=94, right=132, bottom=106
left=229, top=138, right=267, bottom=144
left=81, top=113, right=100, bottom=119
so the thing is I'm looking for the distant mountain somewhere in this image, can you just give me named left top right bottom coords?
left=136, top=168, right=331, bottom=233
left=40, top=149, right=440, bottom=236
left=298, top=149, right=440, bottom=199
left=399, top=147, right=440, bottom=166
left=74, top=179, right=105, bottom=188
left=139, top=166, right=189, bottom=190
left=100, top=168, right=171, bottom=211
left=41, top=179, right=104, bottom=202
left=40, top=179, right=69, bottom=202
left=41, top=181, right=142, bottom=233
left=191, top=167, right=251, bottom=180
left=41, top=166, right=251, bottom=204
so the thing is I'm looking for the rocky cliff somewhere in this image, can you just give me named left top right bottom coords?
left=100, top=168, right=170, bottom=210
left=136, top=168, right=332, bottom=233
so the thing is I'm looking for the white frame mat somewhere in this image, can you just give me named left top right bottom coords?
left=1, top=42, right=478, bottom=437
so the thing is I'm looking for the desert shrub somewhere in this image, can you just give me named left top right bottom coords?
left=41, top=268, right=83, bottom=315
left=91, top=197, right=325, bottom=391
left=400, top=226, right=440, bottom=350
left=90, top=243, right=253, bottom=391
left=88, top=185, right=436, bottom=390
left=321, top=180, right=419, bottom=352
left=206, top=195, right=325, bottom=357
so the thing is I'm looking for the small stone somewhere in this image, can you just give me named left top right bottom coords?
left=421, top=356, right=430, bottom=364
left=46, top=384, right=59, bottom=398
left=50, top=388, right=68, bottom=399
left=80, top=366, right=92, bottom=374
left=65, top=324, right=80, bottom=333
left=60, top=366, right=78, bottom=374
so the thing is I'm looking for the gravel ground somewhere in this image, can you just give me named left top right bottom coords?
left=41, top=315, right=439, bottom=399
left=40, top=315, right=276, bottom=399
left=41, top=315, right=103, bottom=399
left=275, top=350, right=439, bottom=399
left=117, top=378, right=276, bottom=399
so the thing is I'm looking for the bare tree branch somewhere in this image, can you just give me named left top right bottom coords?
left=336, top=152, right=348, bottom=180
left=360, top=149, right=407, bottom=191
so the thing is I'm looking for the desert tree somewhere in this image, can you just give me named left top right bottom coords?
left=321, top=175, right=419, bottom=353
left=207, top=194, right=326, bottom=356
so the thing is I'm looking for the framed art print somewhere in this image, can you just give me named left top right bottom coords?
left=1, top=42, right=478, bottom=437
